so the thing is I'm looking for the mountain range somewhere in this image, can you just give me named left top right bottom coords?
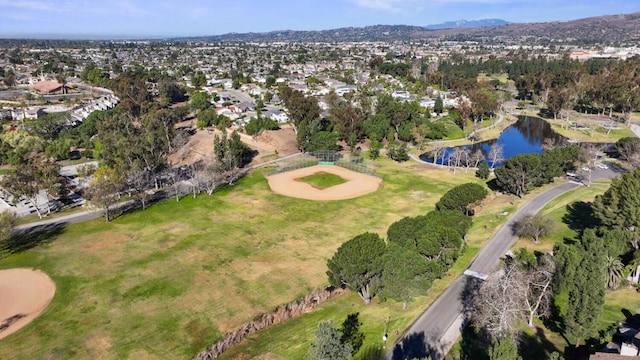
left=175, top=12, right=640, bottom=45
left=424, top=19, right=510, bottom=30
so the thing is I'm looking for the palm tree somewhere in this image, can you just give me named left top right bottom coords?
left=605, top=255, right=625, bottom=290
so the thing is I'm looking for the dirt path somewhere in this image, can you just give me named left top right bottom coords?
left=267, top=165, right=381, bottom=201
left=0, top=268, right=56, bottom=340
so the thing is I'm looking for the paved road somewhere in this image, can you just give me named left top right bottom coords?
left=385, top=167, right=619, bottom=360
left=15, top=153, right=302, bottom=233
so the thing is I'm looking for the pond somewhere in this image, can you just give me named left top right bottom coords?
left=419, top=116, right=566, bottom=168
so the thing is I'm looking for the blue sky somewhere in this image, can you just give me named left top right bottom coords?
left=0, top=0, right=638, bottom=38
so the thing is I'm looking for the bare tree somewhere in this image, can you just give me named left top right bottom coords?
left=488, top=144, right=504, bottom=170
left=470, top=149, right=485, bottom=169
left=430, top=145, right=443, bottom=166
left=194, top=161, right=222, bottom=196
left=513, top=214, right=556, bottom=243
left=523, top=254, right=555, bottom=327
left=474, top=262, right=526, bottom=340
left=580, top=144, right=606, bottom=186
left=448, top=148, right=465, bottom=174
left=460, top=148, right=472, bottom=173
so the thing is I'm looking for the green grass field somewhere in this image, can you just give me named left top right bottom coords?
left=296, top=171, right=346, bottom=189
left=0, top=158, right=488, bottom=360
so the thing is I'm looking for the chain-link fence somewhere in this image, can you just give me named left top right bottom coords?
left=263, top=151, right=378, bottom=178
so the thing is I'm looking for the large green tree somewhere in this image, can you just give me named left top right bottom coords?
left=494, top=154, right=543, bottom=198
left=436, top=183, right=488, bottom=215
left=380, top=243, right=440, bottom=309
left=327, top=232, right=386, bottom=304
left=592, top=168, right=640, bottom=249
left=565, top=229, right=606, bottom=347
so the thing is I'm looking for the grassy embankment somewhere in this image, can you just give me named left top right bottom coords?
left=0, top=157, right=489, bottom=360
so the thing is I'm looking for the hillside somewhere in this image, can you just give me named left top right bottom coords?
left=176, top=12, right=640, bottom=45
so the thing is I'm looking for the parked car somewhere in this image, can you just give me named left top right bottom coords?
left=566, top=172, right=577, bottom=177
left=582, top=167, right=591, bottom=172
left=596, top=163, right=609, bottom=169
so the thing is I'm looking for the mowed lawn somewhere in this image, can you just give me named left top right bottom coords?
left=0, top=158, right=481, bottom=359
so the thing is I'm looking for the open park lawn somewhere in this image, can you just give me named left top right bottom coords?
left=295, top=171, right=347, bottom=189
left=0, top=158, right=487, bottom=360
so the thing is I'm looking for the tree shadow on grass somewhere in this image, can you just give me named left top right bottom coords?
left=519, top=326, right=561, bottom=360
left=542, top=299, right=573, bottom=349
left=562, top=201, right=599, bottom=235
left=4, top=222, right=66, bottom=254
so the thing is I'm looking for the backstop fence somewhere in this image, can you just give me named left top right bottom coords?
left=263, top=151, right=378, bottom=177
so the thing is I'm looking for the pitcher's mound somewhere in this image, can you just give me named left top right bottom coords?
left=0, top=268, right=56, bottom=340
left=267, top=165, right=381, bottom=201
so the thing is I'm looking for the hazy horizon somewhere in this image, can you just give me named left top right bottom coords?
left=0, top=0, right=639, bottom=39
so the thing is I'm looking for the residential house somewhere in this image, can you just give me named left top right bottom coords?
left=269, top=110, right=289, bottom=124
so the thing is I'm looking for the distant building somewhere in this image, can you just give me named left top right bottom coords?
left=29, top=80, right=72, bottom=95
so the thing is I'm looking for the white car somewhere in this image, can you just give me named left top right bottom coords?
left=566, top=172, right=577, bottom=177
left=582, top=167, right=591, bottom=172
left=596, top=163, right=609, bottom=169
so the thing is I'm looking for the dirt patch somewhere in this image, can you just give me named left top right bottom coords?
left=0, top=268, right=56, bottom=340
left=267, top=165, right=381, bottom=201
left=169, top=126, right=298, bottom=166
left=255, top=126, right=298, bottom=156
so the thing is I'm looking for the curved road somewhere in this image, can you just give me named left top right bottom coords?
left=385, top=167, right=619, bottom=360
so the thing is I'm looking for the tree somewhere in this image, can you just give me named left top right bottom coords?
left=2, top=163, right=46, bottom=219
left=494, top=154, right=543, bottom=198
left=327, top=232, right=386, bottom=304
left=455, top=99, right=472, bottom=130
left=190, top=72, right=207, bottom=89
left=0, top=211, right=17, bottom=251
left=196, top=107, right=218, bottom=128
left=380, top=243, right=439, bottom=309
left=369, top=139, right=382, bottom=160
left=436, top=183, right=488, bottom=215
left=476, top=161, right=490, bottom=180
left=191, top=91, right=211, bottom=113
left=604, top=255, right=624, bottom=290
left=521, top=253, right=555, bottom=327
left=386, top=142, right=409, bottom=162
left=614, top=137, right=640, bottom=165
left=214, top=131, right=251, bottom=172
left=513, top=214, right=556, bottom=243
left=87, top=166, right=123, bottom=222
left=305, top=321, right=352, bottom=360
left=489, top=337, right=522, bottom=360
left=565, top=229, right=606, bottom=347
left=474, top=261, right=525, bottom=340
left=434, top=96, right=444, bottom=115
left=592, top=168, right=640, bottom=249
left=487, top=144, right=504, bottom=170
left=339, top=313, right=365, bottom=355
left=553, top=243, right=580, bottom=294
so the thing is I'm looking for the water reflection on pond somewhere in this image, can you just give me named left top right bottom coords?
left=420, top=116, right=566, bottom=168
